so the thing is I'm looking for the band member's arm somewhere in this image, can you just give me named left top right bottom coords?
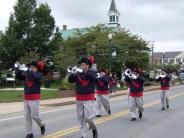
left=15, top=68, right=26, bottom=80
left=68, top=74, right=77, bottom=83
left=97, top=76, right=109, bottom=85
left=166, top=75, right=172, bottom=81
left=85, top=70, right=97, bottom=81
left=156, top=77, right=161, bottom=82
left=124, top=75, right=132, bottom=83
left=137, top=76, right=145, bottom=83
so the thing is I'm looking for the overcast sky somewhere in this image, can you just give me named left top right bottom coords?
left=0, top=0, right=184, bottom=52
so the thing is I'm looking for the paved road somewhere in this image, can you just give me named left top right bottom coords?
left=0, top=85, right=184, bottom=138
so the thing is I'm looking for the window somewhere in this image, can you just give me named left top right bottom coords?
left=170, top=59, right=174, bottom=64
left=155, top=59, right=157, bottom=64
left=110, top=16, right=113, bottom=22
left=112, top=15, right=115, bottom=22
left=116, top=16, right=119, bottom=22
left=177, top=58, right=180, bottom=63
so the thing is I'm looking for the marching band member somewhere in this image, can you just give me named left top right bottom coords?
left=156, top=71, right=171, bottom=110
left=96, top=69, right=111, bottom=117
left=68, top=57, right=98, bottom=138
left=15, top=61, right=45, bottom=138
left=124, top=68, right=145, bottom=121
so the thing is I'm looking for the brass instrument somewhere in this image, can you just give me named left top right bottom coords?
left=14, top=61, right=28, bottom=71
left=67, top=65, right=82, bottom=74
left=124, top=68, right=137, bottom=79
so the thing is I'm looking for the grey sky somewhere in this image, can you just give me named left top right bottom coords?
left=0, top=0, right=184, bottom=52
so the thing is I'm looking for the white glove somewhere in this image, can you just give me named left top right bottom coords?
left=19, top=64, right=28, bottom=71
left=96, top=73, right=101, bottom=78
left=155, top=75, right=160, bottom=79
left=72, top=66, right=82, bottom=74
left=14, top=61, right=21, bottom=68
left=76, top=68, right=83, bottom=73
left=130, top=74, right=137, bottom=79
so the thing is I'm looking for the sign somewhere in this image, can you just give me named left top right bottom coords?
left=149, top=71, right=155, bottom=79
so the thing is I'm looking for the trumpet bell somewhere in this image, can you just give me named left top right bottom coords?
left=67, top=65, right=82, bottom=74
left=125, top=69, right=131, bottom=76
left=160, top=71, right=166, bottom=78
left=67, top=65, right=73, bottom=73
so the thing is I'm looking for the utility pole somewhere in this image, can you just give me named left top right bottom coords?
left=151, top=41, right=155, bottom=64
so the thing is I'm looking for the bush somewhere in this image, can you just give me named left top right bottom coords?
left=59, top=75, right=75, bottom=90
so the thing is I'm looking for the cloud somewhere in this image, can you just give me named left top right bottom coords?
left=0, top=0, right=184, bottom=52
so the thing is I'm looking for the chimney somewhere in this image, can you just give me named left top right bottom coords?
left=63, top=25, right=67, bottom=30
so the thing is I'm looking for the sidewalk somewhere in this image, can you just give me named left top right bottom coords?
left=0, top=88, right=57, bottom=91
left=0, top=86, right=160, bottom=115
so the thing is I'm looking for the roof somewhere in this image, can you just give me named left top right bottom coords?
left=153, top=52, right=182, bottom=58
left=109, top=0, right=118, bottom=13
left=60, top=28, right=88, bottom=40
left=60, top=24, right=122, bottom=40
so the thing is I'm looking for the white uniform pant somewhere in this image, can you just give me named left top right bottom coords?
left=129, top=96, right=144, bottom=118
left=96, top=94, right=110, bottom=115
left=76, top=100, right=97, bottom=138
left=24, top=100, right=44, bottom=135
left=128, top=88, right=130, bottom=104
left=160, top=90, right=169, bottom=108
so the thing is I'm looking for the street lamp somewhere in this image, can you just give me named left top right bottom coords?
left=108, top=33, right=113, bottom=73
left=151, top=41, right=155, bottom=64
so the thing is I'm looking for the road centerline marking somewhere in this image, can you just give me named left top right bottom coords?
left=42, top=92, right=184, bottom=138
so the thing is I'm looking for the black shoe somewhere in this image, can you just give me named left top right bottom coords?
left=92, top=129, right=98, bottom=138
left=25, top=134, right=34, bottom=138
left=40, top=125, right=45, bottom=135
left=96, top=115, right=102, bottom=117
left=167, top=105, right=169, bottom=109
left=138, top=110, right=142, bottom=119
left=108, top=110, right=111, bottom=115
left=131, top=118, right=136, bottom=121
left=161, top=107, right=165, bottom=110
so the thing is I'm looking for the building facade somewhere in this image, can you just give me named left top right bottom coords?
left=153, top=51, right=184, bottom=68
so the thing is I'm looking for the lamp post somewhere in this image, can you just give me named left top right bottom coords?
left=108, top=33, right=113, bottom=73
left=151, top=41, right=155, bottom=64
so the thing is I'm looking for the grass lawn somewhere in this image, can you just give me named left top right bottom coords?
left=0, top=86, right=127, bottom=103
left=0, top=90, right=59, bottom=102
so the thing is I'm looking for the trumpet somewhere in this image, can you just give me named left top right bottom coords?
left=160, top=71, right=166, bottom=78
left=124, top=68, right=137, bottom=79
left=67, top=65, right=82, bottom=74
left=155, top=71, right=166, bottom=79
left=13, top=61, right=29, bottom=71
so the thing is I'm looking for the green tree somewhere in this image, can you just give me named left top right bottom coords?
left=0, top=0, right=60, bottom=69
left=31, top=3, right=55, bottom=57
left=161, top=64, right=180, bottom=74
left=55, top=24, right=150, bottom=78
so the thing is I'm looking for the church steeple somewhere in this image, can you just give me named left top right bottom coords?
left=108, top=0, right=120, bottom=26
